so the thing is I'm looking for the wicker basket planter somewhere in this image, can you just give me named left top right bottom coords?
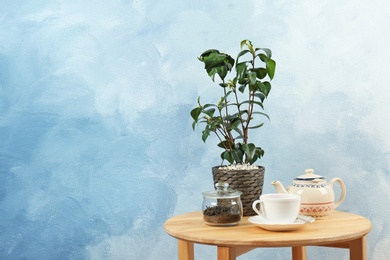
left=212, top=166, right=265, bottom=216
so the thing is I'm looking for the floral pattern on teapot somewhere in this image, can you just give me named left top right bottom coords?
left=292, top=182, right=327, bottom=188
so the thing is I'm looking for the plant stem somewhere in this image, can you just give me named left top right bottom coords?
left=245, top=53, right=257, bottom=141
left=233, top=86, right=246, bottom=142
left=217, top=90, right=234, bottom=152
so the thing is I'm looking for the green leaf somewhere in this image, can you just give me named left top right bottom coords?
left=254, top=92, right=266, bottom=102
left=199, top=49, right=220, bottom=58
left=201, top=52, right=228, bottom=69
left=231, top=149, right=243, bottom=164
left=248, top=123, right=264, bottom=129
left=236, top=49, right=250, bottom=61
left=217, top=97, right=226, bottom=109
left=240, top=39, right=249, bottom=49
left=255, top=81, right=266, bottom=94
left=257, top=81, right=271, bottom=97
left=238, top=76, right=248, bottom=85
left=240, top=39, right=253, bottom=52
left=198, top=119, right=208, bottom=124
left=203, top=108, right=215, bottom=117
left=221, top=151, right=234, bottom=164
left=252, top=111, right=270, bottom=120
left=254, top=67, right=267, bottom=79
left=201, top=129, right=210, bottom=142
left=202, top=104, right=216, bottom=109
left=236, top=62, right=247, bottom=79
left=190, top=107, right=202, bottom=121
left=263, top=81, right=272, bottom=97
left=253, top=147, right=264, bottom=163
left=224, top=56, right=235, bottom=70
left=217, top=141, right=227, bottom=149
left=232, top=128, right=243, bottom=138
left=216, top=65, right=228, bottom=80
left=224, top=112, right=240, bottom=121
left=229, top=117, right=241, bottom=128
left=256, top=147, right=264, bottom=157
left=266, top=59, right=276, bottom=80
left=248, top=154, right=258, bottom=165
left=244, top=145, right=264, bottom=164
left=206, top=67, right=218, bottom=81
left=255, top=48, right=272, bottom=59
left=240, top=100, right=264, bottom=110
left=238, top=84, right=246, bottom=93
left=248, top=72, right=257, bottom=85
left=207, top=116, right=222, bottom=130
left=217, top=140, right=234, bottom=149
left=242, top=143, right=256, bottom=162
left=258, top=53, right=269, bottom=62
left=199, top=51, right=235, bottom=81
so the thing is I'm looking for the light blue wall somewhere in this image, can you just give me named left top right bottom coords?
left=0, top=0, right=388, bottom=259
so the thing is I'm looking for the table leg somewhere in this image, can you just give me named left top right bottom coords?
left=292, top=246, right=307, bottom=260
left=217, top=246, right=236, bottom=260
left=178, top=239, right=194, bottom=260
left=235, top=246, right=256, bottom=256
left=349, top=236, right=367, bottom=260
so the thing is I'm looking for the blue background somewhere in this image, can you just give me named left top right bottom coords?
left=1, top=0, right=389, bottom=259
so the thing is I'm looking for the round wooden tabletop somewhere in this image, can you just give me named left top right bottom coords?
left=164, top=211, right=372, bottom=247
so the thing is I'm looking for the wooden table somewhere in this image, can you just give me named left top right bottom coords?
left=164, top=211, right=371, bottom=260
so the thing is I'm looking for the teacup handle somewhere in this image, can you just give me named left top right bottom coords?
left=329, top=177, right=346, bottom=209
left=252, top=200, right=265, bottom=216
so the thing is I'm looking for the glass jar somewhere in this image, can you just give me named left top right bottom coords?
left=202, top=182, right=243, bottom=226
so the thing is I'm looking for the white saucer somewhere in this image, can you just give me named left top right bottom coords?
left=248, top=215, right=315, bottom=231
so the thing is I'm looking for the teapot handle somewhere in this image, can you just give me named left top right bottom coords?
left=329, top=177, right=346, bottom=209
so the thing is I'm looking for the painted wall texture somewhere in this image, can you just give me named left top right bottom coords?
left=0, top=0, right=389, bottom=259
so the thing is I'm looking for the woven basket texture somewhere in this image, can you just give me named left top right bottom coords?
left=212, top=166, right=265, bottom=216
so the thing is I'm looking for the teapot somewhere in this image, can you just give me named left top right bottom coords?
left=272, top=169, right=346, bottom=218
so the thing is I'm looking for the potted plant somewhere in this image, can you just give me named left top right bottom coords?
left=191, top=39, right=276, bottom=216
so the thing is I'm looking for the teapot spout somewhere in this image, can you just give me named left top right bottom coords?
left=271, top=180, right=288, bottom=194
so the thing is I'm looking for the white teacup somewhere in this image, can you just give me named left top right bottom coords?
left=252, top=193, right=301, bottom=224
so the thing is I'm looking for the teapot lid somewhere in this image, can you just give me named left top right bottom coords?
left=202, top=182, right=242, bottom=199
left=295, top=169, right=325, bottom=181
